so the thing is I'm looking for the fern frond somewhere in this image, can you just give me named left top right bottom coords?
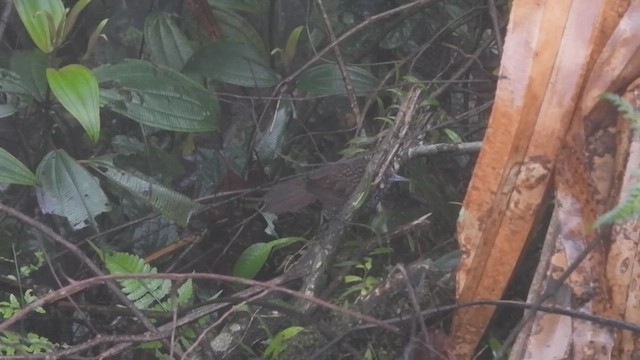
left=601, top=92, right=640, bottom=126
left=595, top=176, right=640, bottom=227
left=0, top=331, right=56, bottom=355
left=596, top=93, right=640, bottom=226
left=103, top=251, right=171, bottom=309
left=153, top=279, right=194, bottom=311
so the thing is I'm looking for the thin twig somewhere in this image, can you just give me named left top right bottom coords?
left=0, top=204, right=162, bottom=347
left=406, top=141, right=482, bottom=159
left=258, top=0, right=438, bottom=125
left=315, top=0, right=362, bottom=122
left=496, top=231, right=608, bottom=359
left=0, top=272, right=400, bottom=336
left=486, top=0, right=504, bottom=57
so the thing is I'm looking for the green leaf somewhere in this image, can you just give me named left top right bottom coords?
left=175, top=279, right=193, bottom=306
left=344, top=275, right=362, bottom=283
left=210, top=0, right=265, bottom=12
left=0, top=148, right=37, bottom=185
left=89, top=157, right=202, bottom=227
left=14, top=0, right=65, bottom=53
left=433, top=250, right=461, bottom=271
left=0, top=331, right=56, bottom=355
left=232, top=237, right=303, bottom=279
left=154, top=278, right=194, bottom=310
left=114, top=144, right=185, bottom=184
left=222, top=113, right=254, bottom=177
left=184, top=41, right=280, bottom=88
left=10, top=50, right=48, bottom=102
left=443, top=128, right=463, bottom=143
left=0, top=68, right=36, bottom=107
left=35, top=150, right=111, bottom=230
left=144, top=12, right=194, bottom=71
left=130, top=217, right=178, bottom=256
left=595, top=93, right=640, bottom=227
left=269, top=236, right=304, bottom=251
left=380, top=20, right=413, bottom=49
left=138, top=340, right=162, bottom=350
left=83, top=18, right=108, bottom=61
left=213, top=7, right=267, bottom=58
left=59, top=0, right=91, bottom=44
left=103, top=251, right=171, bottom=309
left=595, top=174, right=640, bottom=226
left=0, top=104, right=17, bottom=118
left=602, top=92, right=640, bottom=126
left=232, top=242, right=271, bottom=280
left=488, top=337, right=503, bottom=357
left=255, top=100, right=292, bottom=175
left=284, top=26, right=303, bottom=67
left=296, top=64, right=378, bottom=97
left=193, top=148, right=226, bottom=197
left=94, top=60, right=219, bottom=132
left=263, top=326, right=304, bottom=359
left=111, top=135, right=145, bottom=155
left=46, top=65, right=101, bottom=142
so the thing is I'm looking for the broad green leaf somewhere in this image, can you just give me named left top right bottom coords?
left=83, top=18, right=108, bottom=61
left=184, top=41, right=280, bottom=88
left=113, top=143, right=185, bottom=184
left=433, top=250, right=461, bottom=271
left=232, top=237, right=303, bottom=279
left=269, top=237, right=303, bottom=250
left=193, top=148, right=226, bottom=197
left=111, top=135, right=145, bottom=155
left=0, top=68, right=35, bottom=106
left=222, top=113, right=254, bottom=177
left=0, top=104, right=16, bottom=118
left=232, top=242, right=271, bottom=279
left=284, top=26, right=303, bottom=67
left=94, top=60, right=219, bottom=132
left=488, top=337, right=504, bottom=357
left=210, top=0, right=265, bottom=12
left=35, top=150, right=111, bottom=230
left=344, top=275, right=363, bottom=283
left=131, top=217, right=178, bottom=257
left=144, top=12, right=194, bottom=71
left=443, top=128, right=463, bottom=143
left=380, top=20, right=414, bottom=49
left=59, top=0, right=91, bottom=44
left=46, top=65, right=101, bottom=142
left=0, top=148, right=37, bottom=185
left=89, top=157, right=202, bottom=227
left=296, top=64, right=379, bottom=97
left=10, top=50, right=48, bottom=101
left=213, top=7, right=267, bottom=58
left=255, top=100, right=292, bottom=175
left=14, top=0, right=65, bottom=53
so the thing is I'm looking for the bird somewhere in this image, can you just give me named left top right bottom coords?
left=262, top=154, right=407, bottom=214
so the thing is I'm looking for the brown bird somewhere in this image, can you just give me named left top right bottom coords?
left=263, top=155, right=406, bottom=214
